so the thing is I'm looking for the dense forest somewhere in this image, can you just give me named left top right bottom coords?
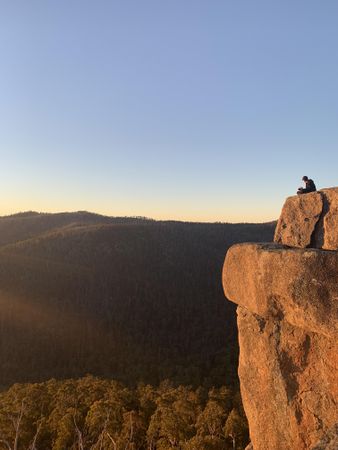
left=0, top=212, right=274, bottom=449
left=0, top=376, right=249, bottom=450
left=0, top=212, right=275, bottom=388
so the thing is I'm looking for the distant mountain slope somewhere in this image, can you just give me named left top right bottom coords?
left=0, top=212, right=276, bottom=387
left=0, top=211, right=152, bottom=247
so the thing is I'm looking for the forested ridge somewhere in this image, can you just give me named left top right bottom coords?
left=0, top=212, right=274, bottom=449
left=0, top=211, right=274, bottom=388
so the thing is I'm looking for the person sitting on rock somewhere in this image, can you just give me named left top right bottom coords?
left=297, top=176, right=316, bottom=194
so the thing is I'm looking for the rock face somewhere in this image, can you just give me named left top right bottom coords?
left=312, top=425, right=338, bottom=450
left=274, top=187, right=338, bottom=250
left=222, top=189, right=338, bottom=450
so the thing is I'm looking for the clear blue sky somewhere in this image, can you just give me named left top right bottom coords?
left=1, top=1, right=337, bottom=222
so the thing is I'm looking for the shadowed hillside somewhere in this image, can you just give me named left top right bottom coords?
left=0, top=212, right=275, bottom=388
left=0, top=211, right=153, bottom=247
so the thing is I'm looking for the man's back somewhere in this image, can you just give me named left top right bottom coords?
left=306, top=179, right=316, bottom=192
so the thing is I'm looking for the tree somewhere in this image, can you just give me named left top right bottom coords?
left=223, top=408, right=249, bottom=450
left=196, top=400, right=226, bottom=440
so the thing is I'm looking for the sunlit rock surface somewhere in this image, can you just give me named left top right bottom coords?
left=274, top=187, right=338, bottom=250
left=222, top=187, right=338, bottom=450
left=223, top=243, right=338, bottom=338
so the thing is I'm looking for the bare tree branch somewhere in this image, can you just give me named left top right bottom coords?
left=28, top=419, right=43, bottom=450
left=0, top=438, right=12, bottom=450
left=73, top=415, right=85, bottom=450
left=106, top=432, right=117, bottom=450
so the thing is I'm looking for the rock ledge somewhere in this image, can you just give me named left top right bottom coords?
left=274, top=187, right=338, bottom=250
left=222, top=187, right=338, bottom=450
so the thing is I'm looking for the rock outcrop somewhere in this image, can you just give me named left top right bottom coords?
left=222, top=189, right=338, bottom=450
left=274, top=187, right=338, bottom=250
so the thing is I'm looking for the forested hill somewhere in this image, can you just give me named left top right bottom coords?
left=0, top=211, right=275, bottom=388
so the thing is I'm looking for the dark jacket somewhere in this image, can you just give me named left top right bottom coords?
left=305, top=179, right=316, bottom=192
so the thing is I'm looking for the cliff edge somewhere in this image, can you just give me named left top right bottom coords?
left=222, top=188, right=338, bottom=450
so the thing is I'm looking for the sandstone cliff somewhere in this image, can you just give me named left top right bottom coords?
left=222, top=188, right=338, bottom=450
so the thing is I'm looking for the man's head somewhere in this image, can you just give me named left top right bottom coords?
left=302, top=176, right=308, bottom=181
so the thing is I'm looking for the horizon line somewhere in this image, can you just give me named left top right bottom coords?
left=0, top=209, right=278, bottom=225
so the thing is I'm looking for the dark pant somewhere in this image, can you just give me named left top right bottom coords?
left=297, top=188, right=316, bottom=194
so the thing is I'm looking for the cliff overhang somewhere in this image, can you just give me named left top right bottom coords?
left=222, top=188, right=338, bottom=450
